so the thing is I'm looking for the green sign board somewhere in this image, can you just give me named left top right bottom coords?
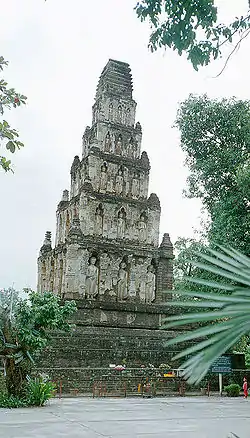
left=211, top=355, right=232, bottom=373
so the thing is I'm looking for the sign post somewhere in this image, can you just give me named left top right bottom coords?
left=211, top=355, right=232, bottom=396
left=218, top=373, right=223, bottom=397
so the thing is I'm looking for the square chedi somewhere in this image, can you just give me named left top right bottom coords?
left=37, top=60, right=174, bottom=371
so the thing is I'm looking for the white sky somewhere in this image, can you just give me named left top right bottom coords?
left=0, top=0, right=249, bottom=290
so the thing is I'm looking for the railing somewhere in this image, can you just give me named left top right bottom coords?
left=38, top=368, right=194, bottom=397
left=30, top=367, right=250, bottom=397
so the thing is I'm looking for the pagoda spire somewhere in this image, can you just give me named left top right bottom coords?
left=40, top=231, right=52, bottom=254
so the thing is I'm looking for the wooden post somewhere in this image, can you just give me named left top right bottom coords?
left=207, top=381, right=210, bottom=397
left=59, top=380, right=62, bottom=399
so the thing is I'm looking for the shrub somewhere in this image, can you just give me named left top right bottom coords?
left=0, top=373, right=7, bottom=394
left=26, top=375, right=56, bottom=406
left=0, top=393, right=27, bottom=408
left=224, top=384, right=241, bottom=397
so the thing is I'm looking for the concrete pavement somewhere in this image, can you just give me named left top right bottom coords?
left=0, top=397, right=249, bottom=438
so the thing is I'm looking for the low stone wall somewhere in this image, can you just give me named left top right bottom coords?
left=37, top=325, right=188, bottom=370
left=34, top=367, right=185, bottom=396
left=72, top=299, right=178, bottom=329
left=33, top=367, right=250, bottom=396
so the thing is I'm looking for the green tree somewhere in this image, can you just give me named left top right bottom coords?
left=0, top=288, right=76, bottom=396
left=0, top=57, right=26, bottom=172
left=233, top=334, right=250, bottom=354
left=245, top=347, right=250, bottom=368
left=174, top=237, right=208, bottom=287
left=173, top=237, right=233, bottom=321
left=174, top=237, right=217, bottom=301
left=135, top=0, right=250, bottom=70
left=236, top=157, right=250, bottom=201
left=175, top=94, right=250, bottom=255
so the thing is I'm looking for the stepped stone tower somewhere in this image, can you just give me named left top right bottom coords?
left=37, top=61, right=175, bottom=376
left=38, top=59, right=173, bottom=305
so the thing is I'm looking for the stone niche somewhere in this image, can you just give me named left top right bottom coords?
left=67, top=249, right=163, bottom=304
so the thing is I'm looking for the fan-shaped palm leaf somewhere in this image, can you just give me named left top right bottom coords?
left=162, top=246, right=250, bottom=384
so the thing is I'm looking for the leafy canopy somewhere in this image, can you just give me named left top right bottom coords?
left=0, top=57, right=26, bottom=172
left=135, top=0, right=250, bottom=70
left=0, top=289, right=76, bottom=365
left=174, top=237, right=208, bottom=283
left=175, top=94, right=250, bottom=255
left=174, top=237, right=219, bottom=297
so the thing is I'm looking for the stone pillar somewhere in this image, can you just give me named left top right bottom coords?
left=64, top=215, right=83, bottom=299
left=55, top=190, right=69, bottom=245
left=37, top=231, right=52, bottom=293
left=64, top=246, right=78, bottom=299
left=156, top=233, right=174, bottom=302
left=70, top=156, right=81, bottom=199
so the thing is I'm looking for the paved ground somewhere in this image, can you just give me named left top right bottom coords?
left=0, top=397, right=249, bottom=438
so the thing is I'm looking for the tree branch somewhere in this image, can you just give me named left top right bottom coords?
left=215, top=28, right=250, bottom=77
left=218, top=14, right=250, bottom=50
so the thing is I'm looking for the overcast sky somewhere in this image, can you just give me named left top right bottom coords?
left=0, top=0, right=249, bottom=290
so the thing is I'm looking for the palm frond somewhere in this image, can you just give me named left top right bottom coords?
left=217, top=245, right=250, bottom=268
left=193, top=251, right=250, bottom=279
left=190, top=259, right=250, bottom=286
left=163, top=245, right=250, bottom=384
left=182, top=276, right=238, bottom=291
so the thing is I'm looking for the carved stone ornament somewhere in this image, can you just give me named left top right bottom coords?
left=86, top=256, right=99, bottom=299
left=117, top=261, right=128, bottom=301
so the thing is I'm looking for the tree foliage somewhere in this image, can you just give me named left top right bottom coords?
left=163, top=246, right=250, bottom=384
left=175, top=94, right=250, bottom=255
left=0, top=57, right=26, bottom=172
left=174, top=237, right=208, bottom=284
left=173, top=237, right=236, bottom=319
left=236, top=157, right=250, bottom=199
left=0, top=288, right=76, bottom=396
left=173, top=237, right=219, bottom=298
left=135, top=0, right=250, bottom=70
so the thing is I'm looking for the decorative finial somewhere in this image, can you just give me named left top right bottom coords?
left=160, top=233, right=173, bottom=249
left=95, top=59, right=133, bottom=101
left=71, top=155, right=80, bottom=174
left=61, top=189, right=69, bottom=202
left=140, top=151, right=150, bottom=168
left=135, top=121, right=142, bottom=132
left=43, top=231, right=51, bottom=246
left=147, top=193, right=161, bottom=210
left=83, top=126, right=91, bottom=136
left=40, top=231, right=52, bottom=254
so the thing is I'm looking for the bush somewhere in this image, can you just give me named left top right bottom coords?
left=0, top=373, right=27, bottom=408
left=0, top=373, right=7, bottom=394
left=0, top=393, right=27, bottom=408
left=26, top=374, right=56, bottom=406
left=224, top=383, right=241, bottom=397
left=0, top=372, right=55, bottom=408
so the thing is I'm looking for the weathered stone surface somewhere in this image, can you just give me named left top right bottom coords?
left=38, top=325, right=181, bottom=370
left=37, top=60, right=175, bottom=382
left=37, top=59, right=173, bottom=305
